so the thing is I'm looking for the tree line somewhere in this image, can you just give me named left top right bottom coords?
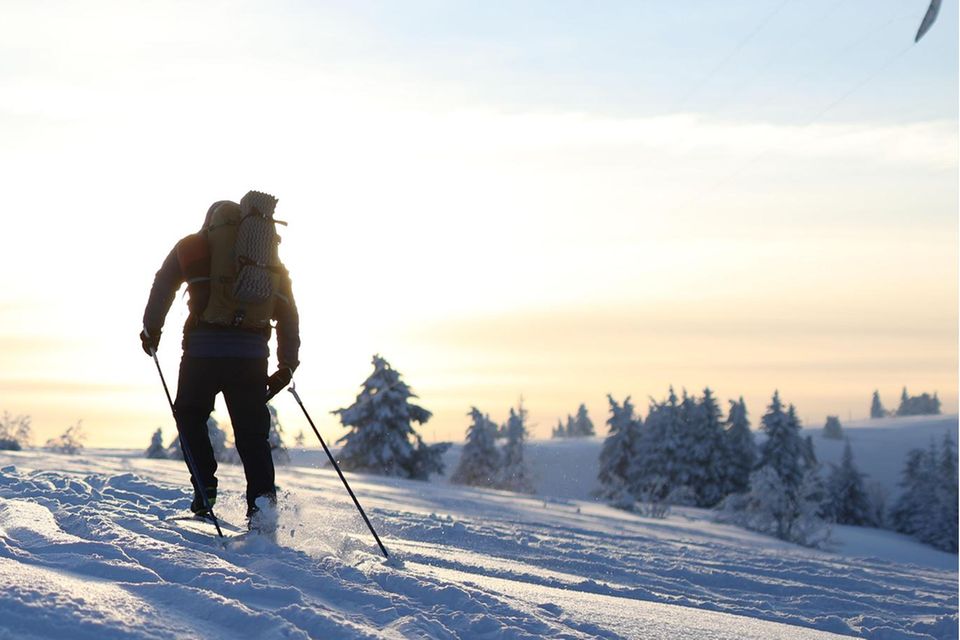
left=591, top=388, right=956, bottom=552
left=144, top=406, right=291, bottom=465
left=871, top=388, right=941, bottom=418
left=108, top=355, right=948, bottom=554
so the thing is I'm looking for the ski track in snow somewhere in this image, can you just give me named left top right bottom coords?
left=0, top=451, right=954, bottom=640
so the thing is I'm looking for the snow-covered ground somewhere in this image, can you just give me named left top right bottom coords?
left=0, top=442, right=955, bottom=639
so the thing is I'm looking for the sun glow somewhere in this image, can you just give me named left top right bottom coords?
left=0, top=1, right=955, bottom=447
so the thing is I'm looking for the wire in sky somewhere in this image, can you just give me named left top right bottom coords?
left=672, top=0, right=792, bottom=113
left=663, top=6, right=920, bottom=217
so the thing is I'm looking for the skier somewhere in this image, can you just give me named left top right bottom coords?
left=140, top=191, right=300, bottom=530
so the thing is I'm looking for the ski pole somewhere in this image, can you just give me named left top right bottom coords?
left=151, top=350, right=225, bottom=539
left=287, top=381, right=390, bottom=559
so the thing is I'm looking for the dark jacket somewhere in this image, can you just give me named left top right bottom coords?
left=142, top=236, right=301, bottom=370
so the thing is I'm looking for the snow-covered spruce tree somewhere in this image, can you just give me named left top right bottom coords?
left=166, top=417, right=235, bottom=463
left=721, top=392, right=827, bottom=546
left=889, top=447, right=932, bottom=537
left=865, top=481, right=888, bottom=529
left=928, top=431, right=958, bottom=552
left=333, top=355, right=449, bottom=480
left=720, top=461, right=829, bottom=547
left=870, top=391, right=886, bottom=419
left=892, top=434, right=959, bottom=552
left=720, top=466, right=786, bottom=540
left=451, top=407, right=501, bottom=487
left=267, top=403, right=290, bottom=465
left=757, top=392, right=806, bottom=493
left=571, top=404, right=595, bottom=437
left=498, top=403, right=534, bottom=493
left=686, top=388, right=727, bottom=508
left=631, top=388, right=684, bottom=514
left=596, top=395, right=642, bottom=508
left=551, top=419, right=566, bottom=439
left=722, top=397, right=756, bottom=496
left=145, top=428, right=167, bottom=459
left=908, top=441, right=946, bottom=549
left=208, top=416, right=232, bottom=462
left=565, top=415, right=576, bottom=438
left=165, top=432, right=182, bottom=459
left=294, top=430, right=306, bottom=447
left=45, top=421, right=85, bottom=455
left=822, top=416, right=843, bottom=440
left=824, top=439, right=875, bottom=526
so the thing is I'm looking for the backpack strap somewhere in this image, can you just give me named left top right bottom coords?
left=176, top=234, right=210, bottom=282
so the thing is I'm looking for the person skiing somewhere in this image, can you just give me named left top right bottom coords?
left=140, top=191, right=300, bottom=530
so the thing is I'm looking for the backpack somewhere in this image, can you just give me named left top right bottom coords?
left=199, top=193, right=285, bottom=329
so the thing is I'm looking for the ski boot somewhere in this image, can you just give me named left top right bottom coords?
left=247, top=492, right=278, bottom=539
left=190, top=486, right=218, bottom=519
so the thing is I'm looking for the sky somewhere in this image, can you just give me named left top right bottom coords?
left=0, top=0, right=957, bottom=448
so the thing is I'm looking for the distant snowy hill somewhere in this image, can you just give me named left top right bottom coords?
left=811, top=415, right=959, bottom=497
left=291, top=414, right=960, bottom=502
left=0, top=443, right=955, bottom=639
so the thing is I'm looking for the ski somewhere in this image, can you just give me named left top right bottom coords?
left=164, top=513, right=246, bottom=535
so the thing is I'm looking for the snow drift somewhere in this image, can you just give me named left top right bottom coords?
left=0, top=441, right=954, bottom=639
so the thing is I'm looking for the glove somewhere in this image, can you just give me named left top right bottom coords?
left=140, top=328, right=161, bottom=356
left=266, top=367, right=294, bottom=401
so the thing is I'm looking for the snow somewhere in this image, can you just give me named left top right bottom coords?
left=0, top=416, right=953, bottom=638
left=0, top=442, right=954, bottom=639
left=811, top=415, right=959, bottom=498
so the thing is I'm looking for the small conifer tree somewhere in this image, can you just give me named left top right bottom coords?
left=889, top=447, right=931, bottom=536
left=758, top=392, right=806, bottom=495
left=267, top=404, right=290, bottom=465
left=145, top=428, right=166, bottom=459
left=571, top=404, right=595, bottom=437
left=207, top=416, right=230, bottom=462
left=722, top=392, right=827, bottom=545
left=166, top=417, right=235, bottom=463
left=451, top=408, right=501, bottom=487
left=333, top=355, right=449, bottom=480
left=686, top=388, right=727, bottom=507
left=631, top=388, right=684, bottom=508
left=822, top=416, right=843, bottom=440
left=824, top=439, right=874, bottom=526
left=551, top=419, right=566, bottom=439
left=930, top=431, right=959, bottom=552
left=870, top=391, right=886, bottom=419
left=892, top=433, right=959, bottom=552
left=498, top=402, right=534, bottom=493
left=723, top=397, right=756, bottom=496
left=597, top=395, right=642, bottom=508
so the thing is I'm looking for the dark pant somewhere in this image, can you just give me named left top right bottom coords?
left=173, top=356, right=275, bottom=509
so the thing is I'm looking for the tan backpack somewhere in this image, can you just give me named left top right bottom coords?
left=201, top=194, right=284, bottom=329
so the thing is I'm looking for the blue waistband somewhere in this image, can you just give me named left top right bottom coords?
left=185, top=329, right=269, bottom=359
